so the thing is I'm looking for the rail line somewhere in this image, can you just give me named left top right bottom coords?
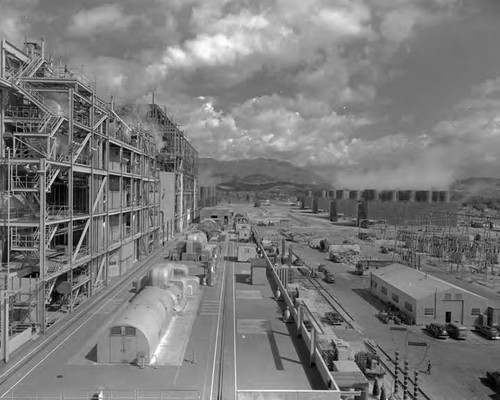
left=0, top=238, right=181, bottom=397
left=214, top=238, right=235, bottom=400
left=290, top=251, right=358, bottom=330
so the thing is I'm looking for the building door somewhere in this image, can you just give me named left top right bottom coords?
left=109, top=327, right=137, bottom=363
left=442, top=300, right=464, bottom=324
left=445, top=311, right=451, bottom=323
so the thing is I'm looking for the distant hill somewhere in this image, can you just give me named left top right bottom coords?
left=198, top=158, right=331, bottom=192
left=198, top=159, right=500, bottom=201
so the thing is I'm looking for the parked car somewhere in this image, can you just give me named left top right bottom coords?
left=426, top=323, right=449, bottom=339
left=324, top=272, right=335, bottom=283
left=446, top=323, right=468, bottom=340
left=317, top=264, right=327, bottom=273
left=293, top=258, right=304, bottom=266
left=475, top=325, right=500, bottom=340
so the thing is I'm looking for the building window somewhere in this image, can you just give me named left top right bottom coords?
left=471, top=308, right=481, bottom=316
left=381, top=286, right=387, bottom=295
left=404, top=302, right=413, bottom=312
left=392, top=293, right=399, bottom=303
left=110, top=326, right=122, bottom=335
left=455, top=293, right=462, bottom=300
left=444, top=293, right=452, bottom=300
left=424, top=308, right=434, bottom=316
left=124, top=327, right=136, bottom=336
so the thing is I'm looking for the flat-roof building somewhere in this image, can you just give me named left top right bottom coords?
left=370, top=264, right=489, bottom=326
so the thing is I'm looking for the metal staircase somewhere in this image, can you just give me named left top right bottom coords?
left=44, top=278, right=57, bottom=304
left=12, top=178, right=39, bottom=215
left=13, top=54, right=45, bottom=84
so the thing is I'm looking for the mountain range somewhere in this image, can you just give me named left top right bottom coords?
left=198, top=158, right=330, bottom=191
left=198, top=158, right=500, bottom=201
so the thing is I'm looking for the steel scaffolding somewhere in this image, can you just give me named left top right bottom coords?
left=0, top=38, right=191, bottom=352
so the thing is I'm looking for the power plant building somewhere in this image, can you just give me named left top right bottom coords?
left=0, top=38, right=198, bottom=349
left=303, top=189, right=458, bottom=226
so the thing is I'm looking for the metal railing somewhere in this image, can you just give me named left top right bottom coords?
left=5, top=106, right=42, bottom=119
left=2, top=390, right=201, bottom=400
left=12, top=173, right=40, bottom=190
left=10, top=233, right=39, bottom=249
left=46, top=205, right=70, bottom=219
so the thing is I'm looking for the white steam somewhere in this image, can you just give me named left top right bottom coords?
left=334, top=145, right=456, bottom=190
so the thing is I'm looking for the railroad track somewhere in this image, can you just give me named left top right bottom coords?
left=291, top=254, right=359, bottom=330
left=301, top=272, right=359, bottom=330
left=0, top=238, right=183, bottom=397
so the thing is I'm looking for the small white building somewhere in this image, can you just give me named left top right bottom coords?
left=370, top=263, right=489, bottom=326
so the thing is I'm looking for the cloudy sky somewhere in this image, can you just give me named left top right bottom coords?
left=2, top=0, right=500, bottom=188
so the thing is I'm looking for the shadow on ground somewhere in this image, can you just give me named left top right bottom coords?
left=86, top=344, right=97, bottom=362
left=351, top=288, right=387, bottom=313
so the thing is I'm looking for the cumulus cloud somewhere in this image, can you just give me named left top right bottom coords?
left=3, top=0, right=488, bottom=189
left=67, top=4, right=138, bottom=37
left=0, top=0, right=39, bottom=44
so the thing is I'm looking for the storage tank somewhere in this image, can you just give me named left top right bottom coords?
left=148, top=263, right=174, bottom=288
left=186, top=231, right=208, bottom=245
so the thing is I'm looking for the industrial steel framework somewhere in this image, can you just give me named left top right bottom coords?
left=147, top=104, right=199, bottom=228
left=0, top=38, right=172, bottom=344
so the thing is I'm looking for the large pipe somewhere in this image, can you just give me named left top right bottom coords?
left=394, top=351, right=399, bottom=395
left=414, top=370, right=419, bottom=400
left=403, top=359, right=409, bottom=400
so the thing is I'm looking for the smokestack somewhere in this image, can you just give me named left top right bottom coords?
left=390, top=190, right=397, bottom=202
left=426, top=190, right=432, bottom=203
left=443, top=191, right=450, bottom=203
left=409, top=191, right=416, bottom=202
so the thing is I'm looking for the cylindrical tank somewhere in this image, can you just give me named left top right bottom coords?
left=148, top=263, right=174, bottom=288
left=186, top=231, right=208, bottom=245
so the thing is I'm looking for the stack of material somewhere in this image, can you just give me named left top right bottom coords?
left=329, top=244, right=361, bottom=263
left=330, top=360, right=369, bottom=396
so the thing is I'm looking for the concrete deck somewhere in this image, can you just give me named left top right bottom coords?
left=0, top=236, right=326, bottom=399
